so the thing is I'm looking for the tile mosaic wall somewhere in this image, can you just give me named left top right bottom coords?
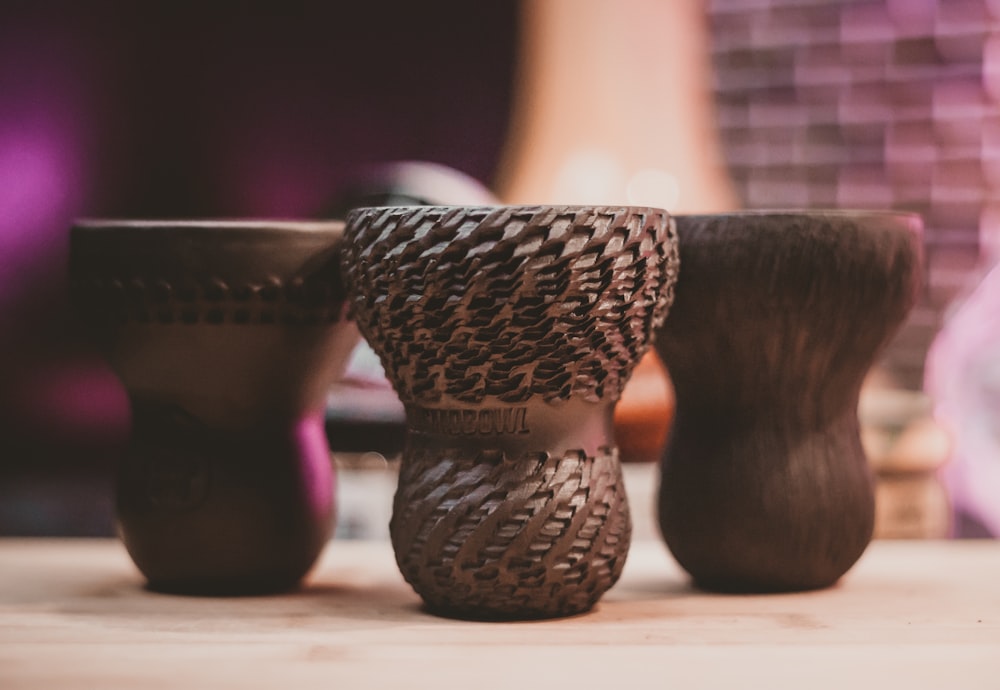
left=709, top=0, right=1000, bottom=389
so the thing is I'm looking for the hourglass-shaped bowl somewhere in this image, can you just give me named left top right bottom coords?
left=70, top=220, right=358, bottom=595
left=342, top=205, right=679, bottom=619
left=655, top=211, right=923, bottom=592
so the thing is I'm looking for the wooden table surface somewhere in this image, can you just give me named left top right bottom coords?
left=2, top=538, right=998, bottom=689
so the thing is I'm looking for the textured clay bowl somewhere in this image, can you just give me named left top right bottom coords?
left=655, top=211, right=923, bottom=592
left=342, top=205, right=680, bottom=619
left=70, top=220, right=358, bottom=595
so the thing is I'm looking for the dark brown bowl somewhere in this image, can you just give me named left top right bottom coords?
left=655, top=210, right=923, bottom=592
left=70, top=220, right=358, bottom=595
left=343, top=205, right=680, bottom=619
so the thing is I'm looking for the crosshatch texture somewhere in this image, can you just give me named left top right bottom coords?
left=343, top=205, right=679, bottom=405
left=343, top=205, right=679, bottom=619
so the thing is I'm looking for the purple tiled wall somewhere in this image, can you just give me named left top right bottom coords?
left=709, top=0, right=1000, bottom=389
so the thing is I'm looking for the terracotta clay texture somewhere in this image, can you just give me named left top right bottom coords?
left=70, top=220, right=358, bottom=595
left=656, top=211, right=923, bottom=592
left=343, top=205, right=679, bottom=619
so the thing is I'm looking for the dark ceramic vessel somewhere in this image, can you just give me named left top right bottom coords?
left=70, top=220, right=358, bottom=595
left=343, top=205, right=679, bottom=619
left=655, top=211, right=923, bottom=592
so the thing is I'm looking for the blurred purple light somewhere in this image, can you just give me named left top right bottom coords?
left=293, top=413, right=335, bottom=521
left=0, top=125, right=81, bottom=252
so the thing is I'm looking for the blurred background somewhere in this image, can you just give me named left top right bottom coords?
left=1, top=0, right=997, bottom=539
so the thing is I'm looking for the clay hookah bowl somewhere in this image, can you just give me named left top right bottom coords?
left=70, top=220, right=358, bottom=594
left=655, top=211, right=923, bottom=592
left=343, top=205, right=679, bottom=619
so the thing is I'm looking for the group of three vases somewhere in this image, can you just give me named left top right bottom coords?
left=70, top=205, right=922, bottom=619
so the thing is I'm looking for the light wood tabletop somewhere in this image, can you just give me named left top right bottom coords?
left=1, top=538, right=998, bottom=689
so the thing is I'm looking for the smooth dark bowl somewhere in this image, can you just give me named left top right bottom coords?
left=70, top=220, right=359, bottom=594
left=655, top=210, right=923, bottom=592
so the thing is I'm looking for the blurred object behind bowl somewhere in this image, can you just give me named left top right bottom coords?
left=322, top=161, right=499, bottom=460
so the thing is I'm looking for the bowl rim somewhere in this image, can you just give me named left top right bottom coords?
left=345, top=204, right=671, bottom=217
left=674, top=208, right=922, bottom=223
left=72, top=218, right=345, bottom=234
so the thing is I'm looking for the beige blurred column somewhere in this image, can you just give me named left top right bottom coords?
left=496, top=0, right=737, bottom=466
left=496, top=0, right=737, bottom=212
